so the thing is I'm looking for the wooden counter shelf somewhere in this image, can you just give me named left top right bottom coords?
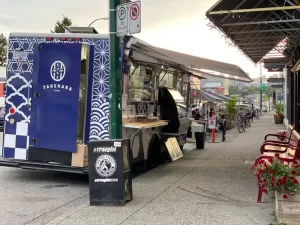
left=123, top=120, right=168, bottom=129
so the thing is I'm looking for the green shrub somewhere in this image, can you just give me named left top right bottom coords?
left=225, top=96, right=237, bottom=122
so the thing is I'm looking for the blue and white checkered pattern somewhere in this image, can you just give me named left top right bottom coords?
left=3, top=122, right=29, bottom=159
left=2, top=36, right=110, bottom=159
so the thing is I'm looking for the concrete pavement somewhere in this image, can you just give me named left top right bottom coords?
left=0, top=113, right=285, bottom=225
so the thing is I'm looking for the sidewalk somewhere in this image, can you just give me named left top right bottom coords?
left=28, top=113, right=284, bottom=225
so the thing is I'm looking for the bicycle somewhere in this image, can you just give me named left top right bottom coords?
left=236, top=114, right=246, bottom=133
left=245, top=112, right=252, bottom=128
left=255, top=110, right=259, bottom=120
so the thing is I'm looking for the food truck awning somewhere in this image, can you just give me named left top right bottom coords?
left=126, top=37, right=252, bottom=83
left=206, top=1, right=300, bottom=64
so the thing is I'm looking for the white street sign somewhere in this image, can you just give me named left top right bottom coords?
left=128, top=1, right=141, bottom=34
left=116, top=4, right=128, bottom=37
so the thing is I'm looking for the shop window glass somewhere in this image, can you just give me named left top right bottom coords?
left=160, top=72, right=174, bottom=88
left=128, top=65, right=153, bottom=102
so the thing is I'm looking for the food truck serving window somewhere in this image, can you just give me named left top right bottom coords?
left=128, top=65, right=153, bottom=102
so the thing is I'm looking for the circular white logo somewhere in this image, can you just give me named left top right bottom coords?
left=95, top=154, right=117, bottom=177
left=50, top=61, right=66, bottom=82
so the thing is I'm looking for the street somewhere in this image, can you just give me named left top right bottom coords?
left=0, top=166, right=88, bottom=225
left=0, top=114, right=282, bottom=225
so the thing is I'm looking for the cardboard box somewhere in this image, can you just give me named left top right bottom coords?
left=71, top=144, right=88, bottom=167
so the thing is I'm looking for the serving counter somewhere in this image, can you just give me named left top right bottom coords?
left=123, top=120, right=168, bottom=129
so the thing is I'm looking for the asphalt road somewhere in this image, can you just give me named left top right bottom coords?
left=0, top=167, right=89, bottom=225
left=0, top=131, right=89, bottom=225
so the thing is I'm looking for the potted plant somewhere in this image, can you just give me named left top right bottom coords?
left=225, top=97, right=237, bottom=130
left=274, top=103, right=284, bottom=124
left=252, top=156, right=300, bottom=199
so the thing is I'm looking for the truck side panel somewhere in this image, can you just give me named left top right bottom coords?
left=3, top=36, right=110, bottom=159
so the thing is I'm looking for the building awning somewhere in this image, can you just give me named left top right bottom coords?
left=263, top=57, right=289, bottom=72
left=126, top=37, right=252, bottom=83
left=203, top=91, right=223, bottom=102
left=198, top=90, right=221, bottom=102
left=206, top=1, right=300, bottom=64
left=206, top=91, right=232, bottom=101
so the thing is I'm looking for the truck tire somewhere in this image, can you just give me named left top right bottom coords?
left=146, top=134, right=161, bottom=170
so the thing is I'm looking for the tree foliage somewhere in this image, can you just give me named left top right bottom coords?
left=0, top=33, right=7, bottom=66
left=229, top=85, right=273, bottom=97
left=229, top=86, right=238, bottom=96
left=52, top=16, right=72, bottom=33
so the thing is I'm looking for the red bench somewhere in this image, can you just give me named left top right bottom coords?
left=254, top=129, right=300, bottom=203
left=264, top=125, right=295, bottom=144
left=260, top=125, right=295, bottom=154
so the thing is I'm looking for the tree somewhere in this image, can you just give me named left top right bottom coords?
left=0, top=33, right=7, bottom=66
left=52, top=15, right=72, bottom=33
left=229, top=86, right=238, bottom=95
left=241, top=89, right=249, bottom=97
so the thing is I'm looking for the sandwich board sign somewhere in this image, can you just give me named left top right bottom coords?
left=116, top=1, right=141, bottom=36
left=128, top=1, right=141, bottom=34
left=208, top=116, right=216, bottom=129
left=116, top=4, right=128, bottom=36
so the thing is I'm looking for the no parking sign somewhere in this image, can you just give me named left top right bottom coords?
left=129, top=1, right=141, bottom=34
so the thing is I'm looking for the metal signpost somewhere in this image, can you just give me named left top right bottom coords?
left=109, top=0, right=122, bottom=139
left=237, top=83, right=242, bottom=111
left=259, top=60, right=263, bottom=115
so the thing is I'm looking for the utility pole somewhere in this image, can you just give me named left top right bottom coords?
left=238, top=84, right=241, bottom=111
left=109, top=0, right=122, bottom=139
left=259, top=60, right=263, bottom=114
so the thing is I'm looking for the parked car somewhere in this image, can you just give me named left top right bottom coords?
left=190, top=103, right=200, bottom=112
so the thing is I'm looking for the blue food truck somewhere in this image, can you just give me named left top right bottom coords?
left=0, top=31, right=190, bottom=173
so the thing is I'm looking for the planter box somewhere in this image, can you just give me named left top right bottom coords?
left=226, top=121, right=236, bottom=130
left=276, top=178, right=300, bottom=225
left=274, top=118, right=284, bottom=124
left=268, top=190, right=275, bottom=200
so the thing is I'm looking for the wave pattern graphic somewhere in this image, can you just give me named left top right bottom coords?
left=89, top=98, right=109, bottom=140
left=83, top=39, right=110, bottom=141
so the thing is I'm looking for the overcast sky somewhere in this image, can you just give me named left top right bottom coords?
left=0, top=0, right=272, bottom=78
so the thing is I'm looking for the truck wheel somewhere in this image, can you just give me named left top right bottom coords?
left=146, top=135, right=161, bottom=170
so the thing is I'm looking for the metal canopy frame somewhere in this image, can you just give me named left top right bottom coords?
left=206, top=0, right=300, bottom=63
